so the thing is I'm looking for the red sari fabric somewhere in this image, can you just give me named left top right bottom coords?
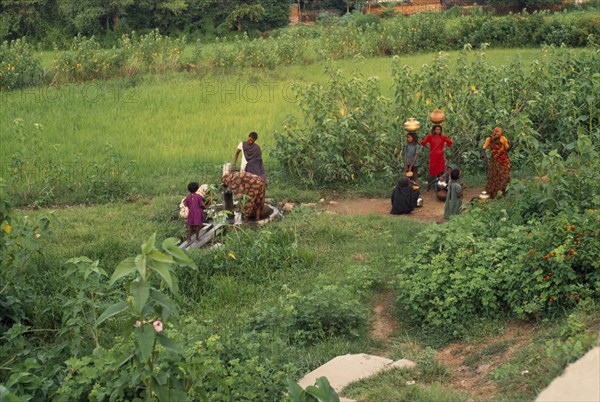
left=420, top=134, right=453, bottom=176
left=222, top=172, right=266, bottom=218
left=486, top=137, right=511, bottom=198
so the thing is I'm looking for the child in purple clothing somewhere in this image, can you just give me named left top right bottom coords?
left=183, top=182, right=206, bottom=243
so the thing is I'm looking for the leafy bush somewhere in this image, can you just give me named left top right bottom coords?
left=274, top=45, right=599, bottom=184
left=52, top=35, right=128, bottom=82
left=5, top=9, right=599, bottom=88
left=393, top=153, right=600, bottom=340
left=119, top=29, right=186, bottom=74
left=207, top=31, right=312, bottom=68
left=0, top=37, right=43, bottom=90
left=250, top=284, right=369, bottom=345
left=507, top=135, right=600, bottom=218
left=0, top=183, right=57, bottom=399
left=272, top=69, right=398, bottom=185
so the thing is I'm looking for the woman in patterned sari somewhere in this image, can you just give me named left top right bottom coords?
left=222, top=172, right=266, bottom=223
left=483, top=126, right=511, bottom=198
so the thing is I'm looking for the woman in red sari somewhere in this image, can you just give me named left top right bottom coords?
left=483, top=126, right=510, bottom=198
left=420, top=125, right=453, bottom=190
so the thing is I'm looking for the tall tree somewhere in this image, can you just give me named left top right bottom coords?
left=258, top=0, right=291, bottom=31
left=0, top=0, right=52, bottom=40
left=225, top=3, right=266, bottom=31
left=57, top=0, right=104, bottom=35
left=126, top=0, right=188, bottom=32
left=106, top=0, right=134, bottom=31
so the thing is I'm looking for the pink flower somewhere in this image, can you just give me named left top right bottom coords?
left=134, top=321, right=141, bottom=327
left=153, top=320, right=163, bottom=333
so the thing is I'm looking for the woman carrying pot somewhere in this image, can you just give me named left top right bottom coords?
left=420, top=125, right=453, bottom=191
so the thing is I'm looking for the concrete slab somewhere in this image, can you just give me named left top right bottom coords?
left=298, top=354, right=393, bottom=394
left=297, top=353, right=417, bottom=400
left=535, top=346, right=600, bottom=402
left=389, top=358, right=417, bottom=369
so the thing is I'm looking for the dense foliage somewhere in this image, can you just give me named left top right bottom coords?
left=1, top=7, right=600, bottom=400
left=1, top=8, right=599, bottom=90
left=0, top=200, right=376, bottom=399
left=273, top=45, right=600, bottom=184
left=0, top=0, right=291, bottom=42
left=2, top=0, right=585, bottom=43
left=394, top=134, right=600, bottom=341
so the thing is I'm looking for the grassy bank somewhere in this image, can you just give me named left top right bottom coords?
left=10, top=198, right=599, bottom=401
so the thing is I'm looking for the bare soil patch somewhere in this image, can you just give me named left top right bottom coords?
left=371, top=290, right=397, bottom=344
left=324, top=186, right=484, bottom=222
left=436, top=321, right=535, bottom=399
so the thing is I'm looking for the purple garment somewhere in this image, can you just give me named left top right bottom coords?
left=183, top=193, right=204, bottom=226
left=242, top=141, right=266, bottom=182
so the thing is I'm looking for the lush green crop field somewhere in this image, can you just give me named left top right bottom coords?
left=0, top=49, right=585, bottom=204
left=0, top=47, right=559, bottom=199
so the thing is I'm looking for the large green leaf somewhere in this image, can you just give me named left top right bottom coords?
left=135, top=254, right=147, bottom=277
left=314, top=377, right=339, bottom=402
left=0, top=385, right=21, bottom=402
left=135, top=324, right=156, bottom=362
left=150, top=289, right=177, bottom=320
left=96, top=300, right=129, bottom=326
left=158, top=333, right=183, bottom=355
left=149, top=249, right=175, bottom=264
left=148, top=260, right=174, bottom=291
left=109, top=257, right=137, bottom=285
left=152, top=376, right=188, bottom=401
left=163, top=237, right=196, bottom=269
left=142, top=233, right=157, bottom=254
left=130, top=279, right=150, bottom=314
left=287, top=379, right=308, bottom=402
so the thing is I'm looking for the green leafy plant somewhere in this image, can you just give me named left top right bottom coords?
left=0, top=37, right=42, bottom=90
left=393, top=160, right=600, bottom=339
left=119, top=29, right=186, bottom=74
left=52, top=34, right=127, bottom=83
left=287, top=376, right=340, bottom=402
left=0, top=180, right=58, bottom=400
left=93, top=233, right=196, bottom=400
left=251, top=284, right=369, bottom=345
left=272, top=69, right=398, bottom=185
left=7, top=119, right=65, bottom=206
left=58, top=257, right=109, bottom=355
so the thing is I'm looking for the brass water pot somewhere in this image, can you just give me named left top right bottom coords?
left=404, top=117, right=421, bottom=132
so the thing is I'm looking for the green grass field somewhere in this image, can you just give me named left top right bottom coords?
left=1, top=48, right=554, bottom=177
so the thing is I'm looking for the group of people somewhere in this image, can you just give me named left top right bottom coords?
left=391, top=124, right=511, bottom=220
left=183, top=132, right=267, bottom=242
left=183, top=123, right=512, bottom=241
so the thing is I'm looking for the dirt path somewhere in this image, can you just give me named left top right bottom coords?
left=332, top=185, right=518, bottom=400
left=436, top=321, right=536, bottom=399
left=371, top=290, right=398, bottom=344
left=325, top=186, right=484, bottom=222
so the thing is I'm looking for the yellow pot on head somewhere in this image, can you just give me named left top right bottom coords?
left=404, top=118, right=421, bottom=132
